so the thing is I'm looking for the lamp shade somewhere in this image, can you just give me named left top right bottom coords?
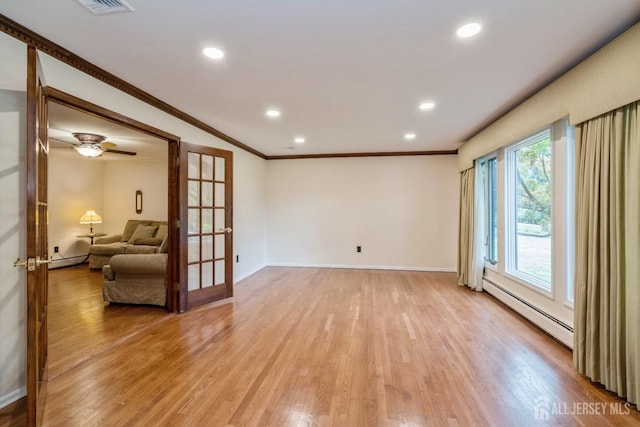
left=79, top=210, right=102, bottom=224
left=74, top=144, right=103, bottom=158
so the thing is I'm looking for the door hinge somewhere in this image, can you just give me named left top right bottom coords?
left=176, top=157, right=180, bottom=167
left=175, top=219, right=180, bottom=228
left=174, top=282, right=180, bottom=291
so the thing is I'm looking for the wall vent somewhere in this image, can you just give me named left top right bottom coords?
left=77, top=0, right=135, bottom=16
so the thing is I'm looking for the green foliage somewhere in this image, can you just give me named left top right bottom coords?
left=516, top=138, right=551, bottom=233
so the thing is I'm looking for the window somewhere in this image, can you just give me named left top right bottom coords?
left=479, top=156, right=498, bottom=264
left=479, top=119, right=574, bottom=344
left=506, top=128, right=552, bottom=291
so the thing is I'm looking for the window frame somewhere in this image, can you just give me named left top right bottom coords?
left=479, top=154, right=499, bottom=268
left=504, top=127, right=554, bottom=297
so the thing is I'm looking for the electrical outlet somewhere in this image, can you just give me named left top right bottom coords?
left=54, top=246, right=59, bottom=253
left=357, top=246, right=361, bottom=253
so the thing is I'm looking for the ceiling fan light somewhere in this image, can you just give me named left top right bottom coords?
left=75, top=143, right=104, bottom=157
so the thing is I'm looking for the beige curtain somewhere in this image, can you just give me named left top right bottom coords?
left=574, top=101, right=639, bottom=405
left=457, top=168, right=474, bottom=287
left=457, top=166, right=483, bottom=291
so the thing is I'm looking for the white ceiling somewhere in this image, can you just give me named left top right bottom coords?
left=2, top=1, right=639, bottom=156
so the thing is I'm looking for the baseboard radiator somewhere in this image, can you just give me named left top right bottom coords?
left=48, top=255, right=88, bottom=270
left=483, top=277, right=574, bottom=349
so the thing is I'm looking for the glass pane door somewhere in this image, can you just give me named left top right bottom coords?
left=181, top=143, right=233, bottom=310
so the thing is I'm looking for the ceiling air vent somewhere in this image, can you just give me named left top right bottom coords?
left=76, top=0, right=135, bottom=16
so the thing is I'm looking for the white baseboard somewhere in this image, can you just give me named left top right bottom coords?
left=234, top=264, right=267, bottom=284
left=483, top=278, right=573, bottom=349
left=266, top=262, right=456, bottom=273
left=0, top=386, right=26, bottom=410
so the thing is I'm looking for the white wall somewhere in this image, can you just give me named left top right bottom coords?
left=0, top=32, right=27, bottom=408
left=266, top=155, right=459, bottom=270
left=233, top=153, right=268, bottom=280
left=48, top=152, right=105, bottom=266
left=102, top=159, right=168, bottom=234
left=47, top=155, right=169, bottom=268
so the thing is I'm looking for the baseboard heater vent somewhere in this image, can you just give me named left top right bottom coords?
left=48, top=255, right=88, bottom=270
left=483, top=277, right=573, bottom=333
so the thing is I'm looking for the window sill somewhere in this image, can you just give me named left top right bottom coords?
left=503, top=270, right=553, bottom=300
left=484, top=261, right=498, bottom=273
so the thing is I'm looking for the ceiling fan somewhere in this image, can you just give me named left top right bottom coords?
left=51, top=132, right=137, bottom=158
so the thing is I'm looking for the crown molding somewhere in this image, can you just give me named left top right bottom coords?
left=44, top=86, right=180, bottom=143
left=0, top=13, right=266, bottom=159
left=265, top=150, right=458, bottom=160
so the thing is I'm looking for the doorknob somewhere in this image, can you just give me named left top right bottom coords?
left=14, top=257, right=35, bottom=271
left=36, top=257, right=52, bottom=265
left=14, top=257, right=51, bottom=271
left=14, top=257, right=29, bottom=268
left=218, top=227, right=233, bottom=234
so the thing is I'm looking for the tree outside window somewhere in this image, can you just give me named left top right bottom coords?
left=514, top=134, right=552, bottom=285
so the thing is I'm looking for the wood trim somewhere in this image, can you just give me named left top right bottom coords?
left=25, top=44, right=38, bottom=427
left=178, top=143, right=189, bottom=312
left=225, top=150, right=234, bottom=298
left=0, top=13, right=266, bottom=159
left=44, top=87, right=180, bottom=142
left=167, top=141, right=179, bottom=313
left=265, top=149, right=458, bottom=160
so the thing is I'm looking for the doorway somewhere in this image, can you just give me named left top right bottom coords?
left=44, top=87, right=181, bottom=311
left=45, top=99, right=173, bottom=378
left=47, top=102, right=170, bottom=269
left=24, top=81, right=235, bottom=426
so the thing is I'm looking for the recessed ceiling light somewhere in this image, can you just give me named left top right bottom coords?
left=456, top=23, right=482, bottom=38
left=266, top=109, right=281, bottom=118
left=203, top=47, right=224, bottom=59
left=294, top=137, right=305, bottom=144
left=404, top=133, right=417, bottom=140
left=419, top=102, right=436, bottom=111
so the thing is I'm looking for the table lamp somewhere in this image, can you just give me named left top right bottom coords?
left=80, top=210, right=102, bottom=234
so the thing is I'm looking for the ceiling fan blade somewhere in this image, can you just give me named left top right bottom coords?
left=49, top=136, right=78, bottom=146
left=104, top=148, right=137, bottom=156
left=52, top=135, right=137, bottom=156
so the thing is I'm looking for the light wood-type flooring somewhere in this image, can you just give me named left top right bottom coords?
left=2, top=265, right=640, bottom=426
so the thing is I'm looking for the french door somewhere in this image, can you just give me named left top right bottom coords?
left=179, top=143, right=233, bottom=310
left=25, top=46, right=49, bottom=427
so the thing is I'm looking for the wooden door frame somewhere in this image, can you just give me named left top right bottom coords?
left=42, top=87, right=182, bottom=312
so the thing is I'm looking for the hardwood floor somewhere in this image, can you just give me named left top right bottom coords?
left=3, top=266, right=640, bottom=426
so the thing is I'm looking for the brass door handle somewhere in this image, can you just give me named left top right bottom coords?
left=13, top=257, right=28, bottom=268
left=218, top=227, right=233, bottom=234
left=14, top=257, right=51, bottom=270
